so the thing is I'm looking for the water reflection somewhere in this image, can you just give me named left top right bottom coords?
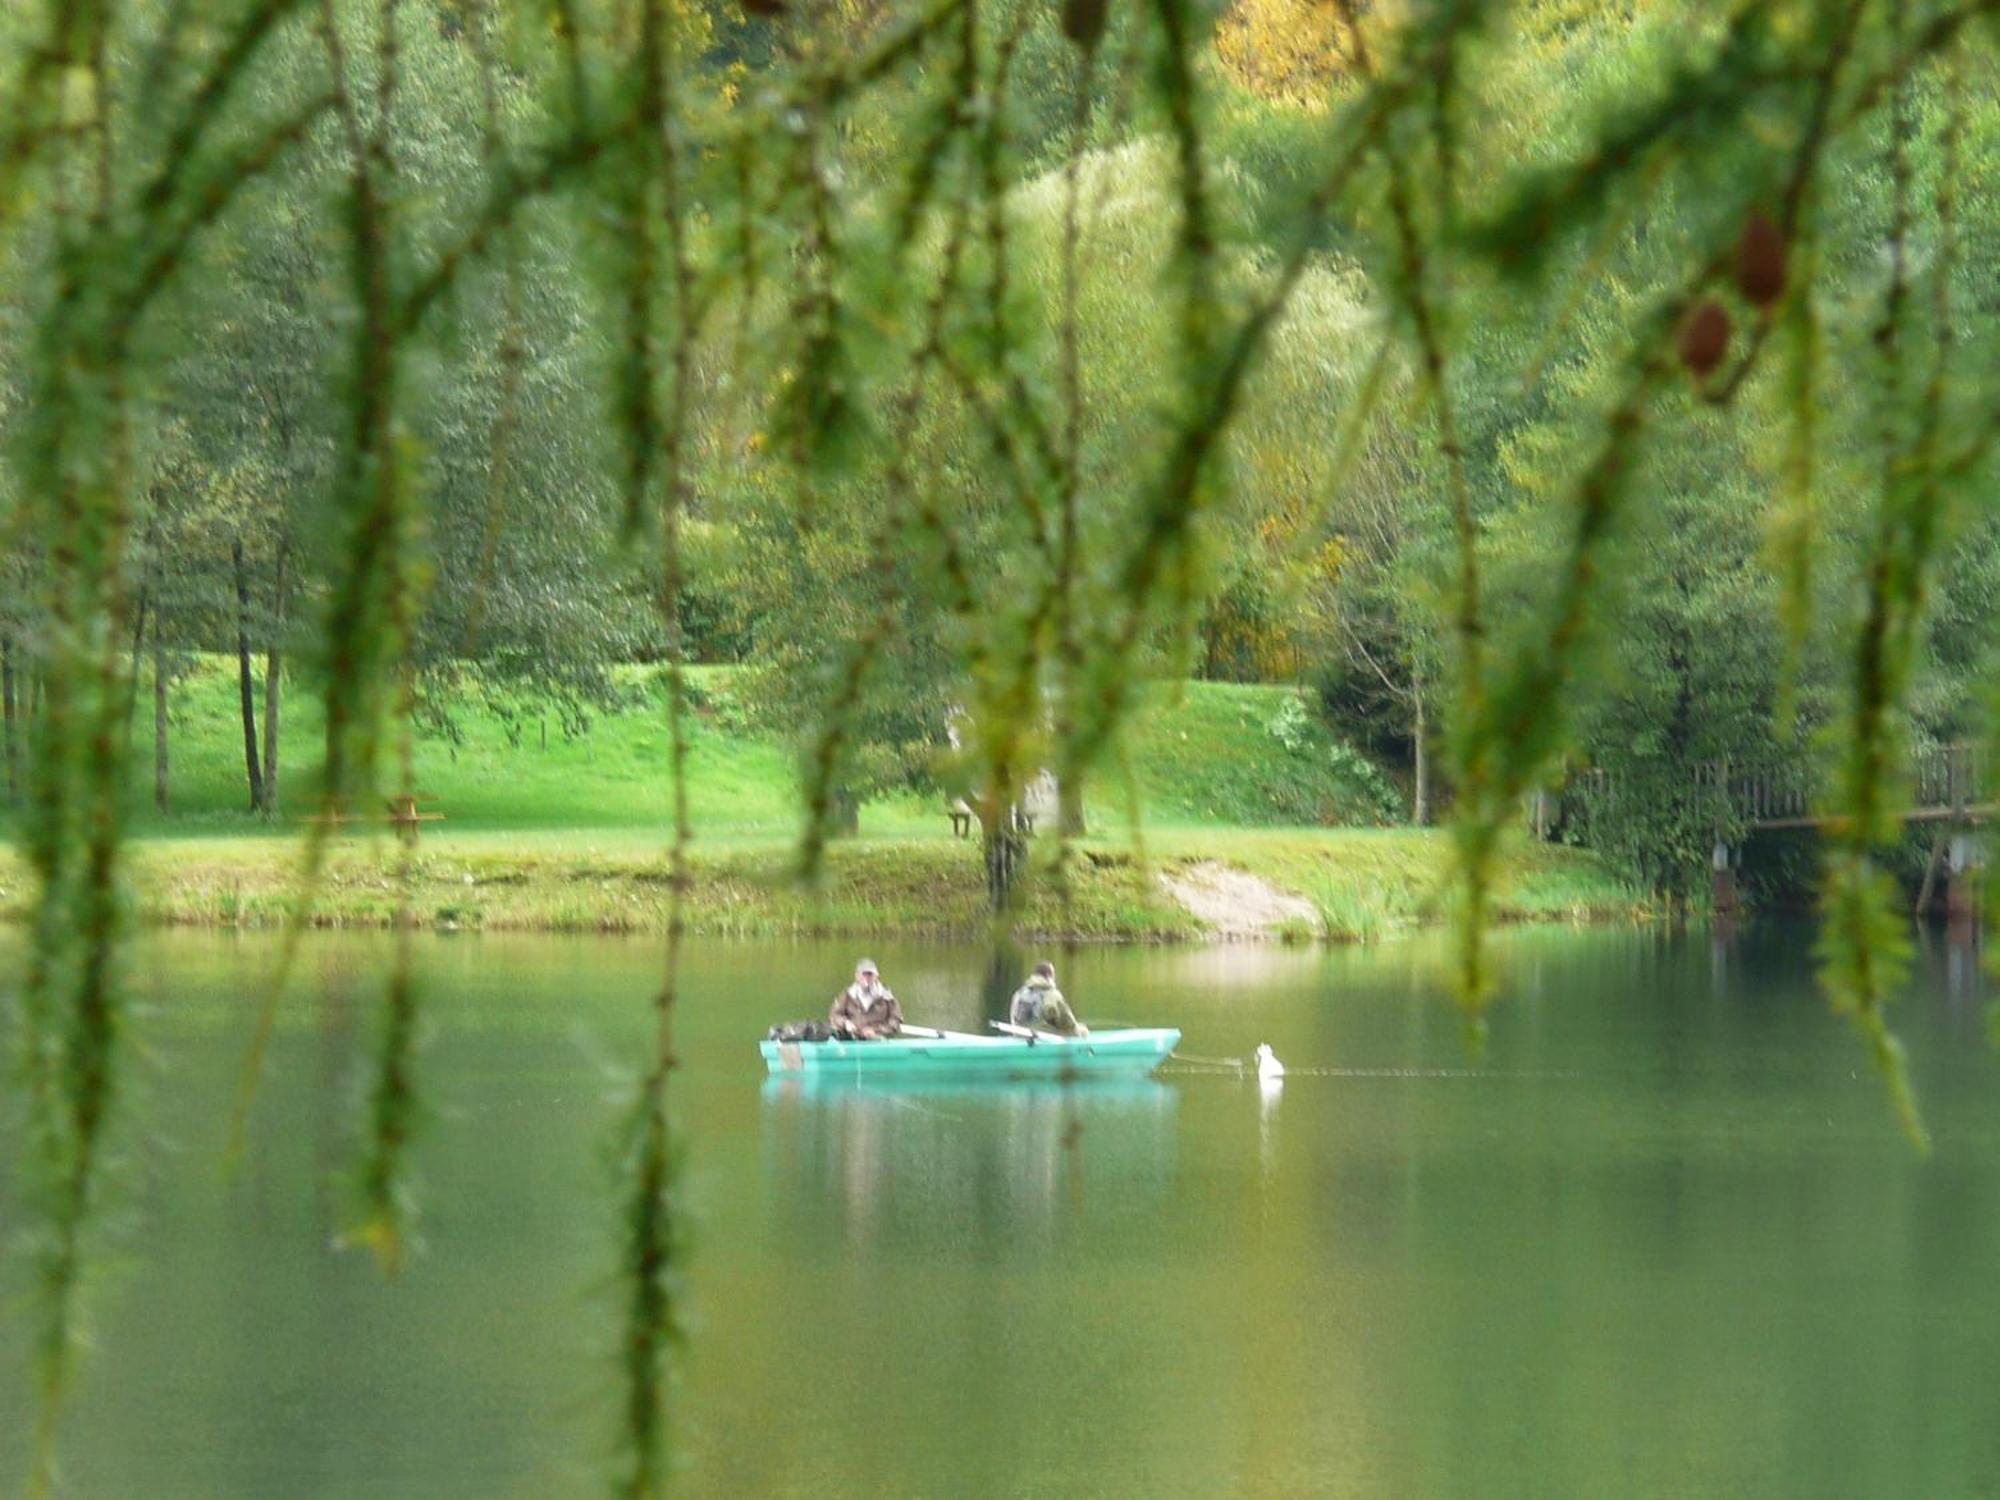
left=4, top=925, right=1998, bottom=1500
left=761, top=1076, right=1178, bottom=1249
left=1257, top=1075, right=1284, bottom=1183
left=980, top=938, right=1027, bottom=1024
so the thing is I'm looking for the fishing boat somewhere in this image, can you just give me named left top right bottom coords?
left=759, top=1025, right=1182, bottom=1081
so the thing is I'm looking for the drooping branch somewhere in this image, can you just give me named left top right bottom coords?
left=617, top=0, right=695, bottom=1491
left=134, top=0, right=313, bottom=221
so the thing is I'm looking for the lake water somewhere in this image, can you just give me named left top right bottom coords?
left=1, top=923, right=1997, bottom=1498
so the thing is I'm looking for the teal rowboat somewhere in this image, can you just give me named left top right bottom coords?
left=759, top=1027, right=1181, bottom=1081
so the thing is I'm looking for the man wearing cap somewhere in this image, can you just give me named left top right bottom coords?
left=830, top=958, right=904, bottom=1040
left=1008, top=961, right=1086, bottom=1037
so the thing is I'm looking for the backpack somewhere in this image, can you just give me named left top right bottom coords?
left=766, top=1020, right=836, bottom=1043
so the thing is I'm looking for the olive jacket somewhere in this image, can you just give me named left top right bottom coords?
left=1007, top=974, right=1081, bottom=1035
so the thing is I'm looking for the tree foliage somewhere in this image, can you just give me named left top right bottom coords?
left=4, top=0, right=2000, bottom=1491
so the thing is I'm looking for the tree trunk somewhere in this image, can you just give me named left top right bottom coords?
left=261, top=536, right=289, bottom=812
left=153, top=623, right=170, bottom=813
left=982, top=939, right=1025, bottom=1023
left=828, top=788, right=860, bottom=837
left=124, top=584, right=150, bottom=733
left=233, top=536, right=265, bottom=812
left=983, top=818, right=1025, bottom=913
left=130, top=500, right=161, bottom=733
left=2, top=631, right=15, bottom=804
left=1058, top=775, right=1086, bottom=837
left=1411, top=668, right=1429, bottom=828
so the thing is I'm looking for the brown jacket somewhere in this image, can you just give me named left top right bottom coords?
left=829, top=980, right=904, bottom=1040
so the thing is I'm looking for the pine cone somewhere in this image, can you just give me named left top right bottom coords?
left=1735, top=215, right=1786, bottom=308
left=1063, top=0, right=1109, bottom=49
left=1678, top=300, right=1730, bottom=377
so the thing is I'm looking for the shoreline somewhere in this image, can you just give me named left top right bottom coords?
left=0, top=827, right=1649, bottom=945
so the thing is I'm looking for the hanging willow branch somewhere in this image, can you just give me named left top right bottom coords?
left=615, top=0, right=695, bottom=1490
left=350, top=716, right=423, bottom=1271
left=133, top=0, right=313, bottom=222
left=1444, top=0, right=1868, bottom=1024
left=460, top=0, right=529, bottom=658
left=314, top=0, right=413, bottom=822
left=1064, top=42, right=1411, bottom=789
left=229, top=7, right=632, bottom=1150
left=3, top=0, right=352, bottom=1472
left=1816, top=31, right=1966, bottom=1152
left=13, top=3, right=2000, bottom=1493
left=0, top=3, right=85, bottom=236
left=795, top=167, right=979, bottom=884
left=1333, top=0, right=1487, bottom=1032
left=17, top=17, right=136, bottom=1497
left=1769, top=228, right=1822, bottom=737
left=1048, top=19, right=1101, bottom=900
left=969, top=0, right=1063, bottom=533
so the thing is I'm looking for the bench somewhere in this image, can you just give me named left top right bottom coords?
left=385, top=793, right=446, bottom=838
left=948, top=799, right=1036, bottom=838
left=306, top=793, right=446, bottom=843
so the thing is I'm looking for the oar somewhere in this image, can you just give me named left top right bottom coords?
left=988, top=1020, right=1078, bottom=1041
left=899, top=1024, right=986, bottom=1041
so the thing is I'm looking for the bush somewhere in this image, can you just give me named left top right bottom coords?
left=1266, top=694, right=1402, bottom=823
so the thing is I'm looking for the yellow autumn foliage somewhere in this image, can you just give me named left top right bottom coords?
left=1212, top=0, right=1409, bottom=110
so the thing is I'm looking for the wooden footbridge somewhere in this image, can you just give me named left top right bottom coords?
left=1694, top=742, right=1991, bottom=831
left=1555, top=742, right=1991, bottom=914
left=1556, top=742, right=1991, bottom=833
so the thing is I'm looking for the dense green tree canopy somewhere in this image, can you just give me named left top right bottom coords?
left=5, top=0, right=2000, bottom=1492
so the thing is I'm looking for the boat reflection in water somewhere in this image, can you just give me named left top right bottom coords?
left=759, top=1074, right=1179, bottom=1253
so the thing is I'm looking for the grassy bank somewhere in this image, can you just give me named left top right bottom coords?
left=0, top=825, right=1642, bottom=942
left=0, top=659, right=1645, bottom=941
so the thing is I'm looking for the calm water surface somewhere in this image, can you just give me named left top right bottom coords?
left=2, top=924, right=1997, bottom=1498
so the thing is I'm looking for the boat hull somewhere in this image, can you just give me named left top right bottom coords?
left=759, top=1027, right=1181, bottom=1081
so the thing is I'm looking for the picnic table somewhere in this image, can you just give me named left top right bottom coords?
left=307, top=793, right=446, bottom=842
left=946, top=798, right=1035, bottom=838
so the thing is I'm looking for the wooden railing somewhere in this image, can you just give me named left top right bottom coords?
left=1550, top=742, right=1990, bottom=834
left=1913, top=741, right=1987, bottom=814
left=1695, top=757, right=1814, bottom=829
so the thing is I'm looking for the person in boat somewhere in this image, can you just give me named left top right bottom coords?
left=1008, top=961, right=1086, bottom=1036
left=829, top=958, right=904, bottom=1040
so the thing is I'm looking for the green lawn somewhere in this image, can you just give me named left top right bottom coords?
left=0, top=658, right=1644, bottom=941
left=119, top=661, right=846, bottom=837
left=108, top=658, right=1405, bottom=838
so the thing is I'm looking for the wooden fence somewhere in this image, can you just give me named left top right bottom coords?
left=1548, top=742, right=1990, bottom=835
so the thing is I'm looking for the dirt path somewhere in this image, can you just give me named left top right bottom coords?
left=1156, top=861, right=1319, bottom=940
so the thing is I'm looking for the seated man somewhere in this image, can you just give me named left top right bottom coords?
left=829, top=958, right=904, bottom=1040
left=1008, top=961, right=1086, bottom=1036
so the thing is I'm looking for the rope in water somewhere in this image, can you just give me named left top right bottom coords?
left=1172, top=1050, right=1249, bottom=1069
left=1165, top=1057, right=1582, bottom=1080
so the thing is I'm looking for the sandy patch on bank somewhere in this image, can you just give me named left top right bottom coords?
left=1157, top=862, right=1319, bottom=940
